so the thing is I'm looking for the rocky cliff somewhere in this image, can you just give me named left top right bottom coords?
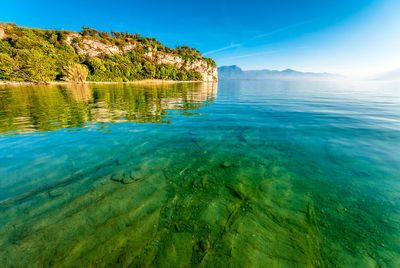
left=0, top=22, right=218, bottom=82
left=65, top=33, right=217, bottom=82
left=0, top=28, right=6, bottom=40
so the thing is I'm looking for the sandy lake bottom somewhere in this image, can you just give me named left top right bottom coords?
left=0, top=80, right=399, bottom=267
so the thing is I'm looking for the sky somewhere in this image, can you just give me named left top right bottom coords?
left=1, top=0, right=400, bottom=76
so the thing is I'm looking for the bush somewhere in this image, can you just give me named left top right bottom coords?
left=204, top=57, right=216, bottom=67
left=64, top=64, right=88, bottom=83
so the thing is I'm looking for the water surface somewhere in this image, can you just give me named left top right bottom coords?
left=0, top=80, right=399, bottom=267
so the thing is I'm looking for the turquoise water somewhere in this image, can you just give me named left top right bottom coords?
left=0, top=80, right=399, bottom=267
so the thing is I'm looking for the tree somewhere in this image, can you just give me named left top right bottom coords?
left=99, top=31, right=110, bottom=38
left=88, top=28, right=99, bottom=37
left=81, top=26, right=89, bottom=36
left=0, top=53, right=37, bottom=82
left=143, top=61, right=156, bottom=78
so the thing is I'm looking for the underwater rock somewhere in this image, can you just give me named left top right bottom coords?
left=359, top=171, right=370, bottom=177
left=110, top=173, right=123, bottom=183
left=121, top=176, right=135, bottom=184
left=225, top=184, right=246, bottom=200
left=221, top=162, right=232, bottom=168
left=124, top=170, right=139, bottom=184
left=110, top=170, right=137, bottom=184
left=48, top=188, right=64, bottom=198
left=197, top=166, right=207, bottom=173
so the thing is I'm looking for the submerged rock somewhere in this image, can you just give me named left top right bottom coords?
left=123, top=170, right=138, bottom=184
left=110, top=173, right=123, bottom=183
left=121, top=176, right=135, bottom=184
left=48, top=188, right=64, bottom=198
left=110, top=170, right=138, bottom=184
left=221, top=162, right=232, bottom=168
left=225, top=183, right=246, bottom=200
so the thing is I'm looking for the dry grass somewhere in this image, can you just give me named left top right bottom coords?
left=64, top=64, right=88, bottom=83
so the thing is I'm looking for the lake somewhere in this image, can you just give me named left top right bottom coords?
left=0, top=80, right=399, bottom=267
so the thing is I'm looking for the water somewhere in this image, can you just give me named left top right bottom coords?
left=0, top=80, right=399, bottom=267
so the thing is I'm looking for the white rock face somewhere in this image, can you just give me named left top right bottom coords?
left=0, top=26, right=7, bottom=40
left=66, top=33, right=124, bottom=57
left=65, top=33, right=218, bottom=82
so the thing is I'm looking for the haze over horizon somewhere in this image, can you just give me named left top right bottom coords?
left=1, top=0, right=399, bottom=77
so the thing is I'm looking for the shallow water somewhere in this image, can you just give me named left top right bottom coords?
left=0, top=80, right=399, bottom=267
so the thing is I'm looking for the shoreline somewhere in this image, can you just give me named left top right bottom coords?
left=0, top=79, right=215, bottom=87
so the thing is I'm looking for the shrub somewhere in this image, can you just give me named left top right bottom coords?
left=204, top=57, right=216, bottom=67
left=64, top=64, right=88, bottom=83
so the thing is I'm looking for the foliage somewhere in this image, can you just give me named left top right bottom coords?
left=205, top=57, right=216, bottom=67
left=0, top=26, right=78, bottom=82
left=83, top=53, right=202, bottom=82
left=81, top=26, right=212, bottom=64
left=64, top=63, right=88, bottom=82
left=0, top=24, right=212, bottom=82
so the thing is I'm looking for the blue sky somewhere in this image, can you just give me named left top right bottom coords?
left=1, top=0, right=400, bottom=76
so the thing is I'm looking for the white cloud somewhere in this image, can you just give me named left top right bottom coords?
left=202, top=43, right=241, bottom=56
left=254, top=19, right=314, bottom=39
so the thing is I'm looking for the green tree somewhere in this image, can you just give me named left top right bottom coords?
left=144, top=61, right=156, bottom=78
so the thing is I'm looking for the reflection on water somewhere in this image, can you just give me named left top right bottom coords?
left=0, top=80, right=400, bottom=267
left=0, top=82, right=217, bottom=135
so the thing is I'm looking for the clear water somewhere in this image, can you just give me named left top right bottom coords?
left=0, top=80, right=399, bottom=267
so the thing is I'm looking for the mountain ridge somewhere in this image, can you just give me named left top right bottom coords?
left=218, top=65, right=337, bottom=80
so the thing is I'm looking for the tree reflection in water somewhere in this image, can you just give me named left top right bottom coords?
left=0, top=82, right=218, bottom=135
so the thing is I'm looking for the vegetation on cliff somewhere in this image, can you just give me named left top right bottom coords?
left=0, top=23, right=216, bottom=83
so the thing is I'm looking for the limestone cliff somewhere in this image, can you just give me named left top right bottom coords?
left=0, top=22, right=218, bottom=82
left=0, top=28, right=6, bottom=40
left=0, top=22, right=10, bottom=40
left=65, top=33, right=218, bottom=82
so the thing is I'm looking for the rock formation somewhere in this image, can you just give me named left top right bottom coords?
left=65, top=33, right=218, bottom=82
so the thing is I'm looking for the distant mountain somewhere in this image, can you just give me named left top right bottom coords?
left=218, top=65, right=337, bottom=80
